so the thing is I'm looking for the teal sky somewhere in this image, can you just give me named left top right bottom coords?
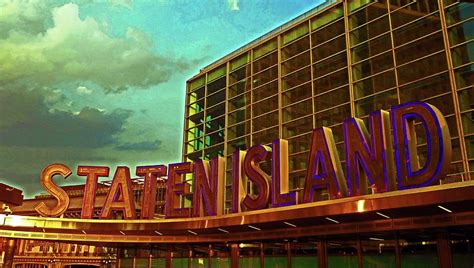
left=0, top=0, right=325, bottom=198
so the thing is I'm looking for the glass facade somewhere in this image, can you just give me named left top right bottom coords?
left=184, top=0, right=474, bottom=212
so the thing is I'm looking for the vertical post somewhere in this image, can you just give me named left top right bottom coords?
left=356, top=239, right=362, bottom=268
left=2, top=238, right=17, bottom=268
left=287, top=241, right=292, bottom=268
left=166, top=245, right=173, bottom=268
left=132, top=256, right=136, bottom=268
left=208, top=244, right=212, bottom=268
left=437, top=233, right=453, bottom=268
left=259, top=243, right=264, bottom=268
left=317, top=240, right=327, bottom=268
left=230, top=243, right=239, bottom=268
left=148, top=253, right=152, bottom=268
left=116, top=248, right=122, bottom=268
left=188, top=247, right=192, bottom=268
left=395, top=233, right=401, bottom=268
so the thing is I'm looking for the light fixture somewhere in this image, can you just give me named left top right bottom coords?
left=248, top=225, right=261, bottom=231
left=154, top=231, right=163, bottom=236
left=283, top=221, right=296, bottom=228
left=438, top=205, right=452, bottom=213
left=376, top=212, right=390, bottom=219
left=369, top=237, right=384, bottom=241
left=218, top=228, right=229, bottom=233
left=325, top=217, right=339, bottom=224
left=81, top=230, right=87, bottom=234
left=187, top=230, right=198, bottom=235
left=119, top=231, right=126, bottom=235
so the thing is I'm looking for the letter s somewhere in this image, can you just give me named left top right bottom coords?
left=35, top=163, right=71, bottom=217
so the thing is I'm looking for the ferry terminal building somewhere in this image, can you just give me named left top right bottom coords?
left=1, top=0, right=474, bottom=267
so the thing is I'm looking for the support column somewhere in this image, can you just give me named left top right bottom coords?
left=356, top=239, right=362, bottom=268
left=395, top=233, right=401, bottom=268
left=166, top=245, right=173, bottom=268
left=259, top=243, right=264, bottom=268
left=317, top=240, right=327, bottom=268
left=3, top=238, right=17, bottom=268
left=287, top=241, right=292, bottom=268
left=208, top=244, right=212, bottom=268
left=230, top=243, right=239, bottom=268
left=437, top=233, right=453, bottom=268
left=148, top=253, right=152, bottom=268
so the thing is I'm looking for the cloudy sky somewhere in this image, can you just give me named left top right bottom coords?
left=0, top=0, right=324, bottom=198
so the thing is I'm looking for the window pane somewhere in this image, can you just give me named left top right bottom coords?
left=351, top=33, right=392, bottom=63
left=314, top=69, right=349, bottom=94
left=451, top=41, right=474, bottom=67
left=350, top=15, right=390, bottom=46
left=352, top=51, right=394, bottom=81
left=354, top=70, right=396, bottom=99
left=355, top=89, right=398, bottom=117
left=282, top=51, right=311, bottom=75
left=397, top=52, right=448, bottom=85
left=311, top=4, right=343, bottom=30
left=283, top=99, right=312, bottom=123
left=254, top=80, right=278, bottom=102
left=312, top=19, right=345, bottom=45
left=282, top=66, right=311, bottom=91
left=282, top=23, right=309, bottom=45
left=314, top=51, right=347, bottom=78
left=253, top=51, right=278, bottom=73
left=282, top=82, right=312, bottom=107
left=283, top=115, right=313, bottom=138
left=395, top=32, right=445, bottom=65
left=315, top=86, right=350, bottom=110
left=315, top=104, right=351, bottom=127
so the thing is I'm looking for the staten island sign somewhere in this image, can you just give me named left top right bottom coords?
left=35, top=101, right=452, bottom=220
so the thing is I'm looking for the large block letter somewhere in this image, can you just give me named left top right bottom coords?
left=100, top=167, right=136, bottom=219
left=231, top=150, right=247, bottom=213
left=391, top=101, right=452, bottom=189
left=272, top=139, right=297, bottom=207
left=165, top=162, right=192, bottom=218
left=242, top=145, right=272, bottom=211
left=344, top=110, right=396, bottom=196
left=136, top=165, right=167, bottom=219
left=192, top=157, right=225, bottom=217
left=35, top=163, right=71, bottom=217
left=303, top=127, right=347, bottom=202
left=77, top=166, right=109, bottom=219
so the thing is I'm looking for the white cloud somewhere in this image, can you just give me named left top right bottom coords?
left=76, top=86, right=92, bottom=95
left=0, top=3, right=176, bottom=93
left=228, top=0, right=240, bottom=11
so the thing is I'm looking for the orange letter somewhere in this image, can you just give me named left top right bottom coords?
left=192, top=157, right=225, bottom=217
left=165, top=162, right=192, bottom=218
left=100, top=167, right=136, bottom=219
left=302, top=127, right=348, bottom=202
left=35, top=163, right=71, bottom=217
left=136, top=165, right=167, bottom=219
left=77, top=166, right=109, bottom=219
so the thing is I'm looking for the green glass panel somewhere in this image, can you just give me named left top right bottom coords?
left=190, top=76, right=205, bottom=91
left=230, top=53, right=249, bottom=71
left=264, top=256, right=288, bottom=267
left=362, top=255, right=396, bottom=268
left=253, top=39, right=277, bottom=60
left=151, top=258, right=166, bottom=267
left=282, top=23, right=309, bottom=45
left=239, top=257, right=260, bottom=267
left=400, top=255, right=438, bottom=268
left=211, top=257, right=231, bottom=268
left=328, top=255, right=358, bottom=268
left=349, top=0, right=374, bottom=12
left=172, top=258, right=189, bottom=268
left=208, top=65, right=226, bottom=82
left=453, top=254, right=474, bottom=268
left=135, top=258, right=149, bottom=268
left=311, top=5, right=343, bottom=30
left=119, top=259, right=134, bottom=268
